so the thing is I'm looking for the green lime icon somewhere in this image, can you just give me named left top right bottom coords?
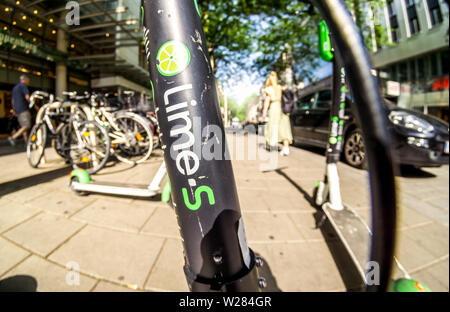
left=156, top=40, right=191, bottom=76
left=329, top=137, right=337, bottom=145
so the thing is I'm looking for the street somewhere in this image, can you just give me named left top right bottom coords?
left=0, top=132, right=448, bottom=292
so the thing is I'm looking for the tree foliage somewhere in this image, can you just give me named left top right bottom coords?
left=197, top=0, right=389, bottom=85
left=226, top=93, right=257, bottom=121
left=197, top=0, right=319, bottom=83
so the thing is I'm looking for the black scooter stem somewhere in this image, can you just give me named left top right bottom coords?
left=141, top=0, right=259, bottom=291
left=326, top=54, right=346, bottom=164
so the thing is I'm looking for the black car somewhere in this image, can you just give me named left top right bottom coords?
left=290, top=88, right=449, bottom=169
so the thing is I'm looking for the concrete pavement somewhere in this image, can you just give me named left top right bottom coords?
left=0, top=132, right=448, bottom=291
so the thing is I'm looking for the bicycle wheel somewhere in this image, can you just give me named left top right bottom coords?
left=66, top=120, right=111, bottom=174
left=54, top=122, right=72, bottom=160
left=26, top=122, right=47, bottom=168
left=112, top=113, right=153, bottom=164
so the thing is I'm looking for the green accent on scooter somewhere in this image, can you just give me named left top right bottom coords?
left=182, top=186, right=216, bottom=211
left=70, top=169, right=92, bottom=184
left=318, top=21, right=334, bottom=62
left=194, top=0, right=201, bottom=17
left=390, top=278, right=431, bottom=292
left=161, top=179, right=172, bottom=203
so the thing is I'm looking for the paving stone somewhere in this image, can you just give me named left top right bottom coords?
left=243, top=212, right=303, bottom=242
left=403, top=222, right=449, bottom=259
left=395, top=231, right=441, bottom=272
left=145, top=239, right=189, bottom=292
left=1, top=255, right=97, bottom=292
left=252, top=241, right=347, bottom=291
left=32, top=190, right=97, bottom=216
left=261, top=191, right=313, bottom=212
left=411, top=261, right=449, bottom=292
left=1, top=185, right=53, bottom=204
left=0, top=135, right=448, bottom=291
left=92, top=280, right=142, bottom=292
left=236, top=177, right=266, bottom=190
left=288, top=212, right=327, bottom=241
left=140, top=206, right=181, bottom=239
left=49, top=226, right=165, bottom=288
left=397, top=207, right=433, bottom=229
left=72, top=198, right=156, bottom=233
left=0, top=200, right=41, bottom=233
left=3, top=213, right=85, bottom=257
left=399, top=193, right=449, bottom=227
left=237, top=189, right=271, bottom=212
left=419, top=260, right=449, bottom=292
left=0, top=237, right=30, bottom=276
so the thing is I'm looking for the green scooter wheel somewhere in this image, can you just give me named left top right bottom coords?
left=69, top=169, right=92, bottom=196
left=390, top=278, right=431, bottom=292
left=70, top=169, right=92, bottom=184
left=161, top=179, right=172, bottom=203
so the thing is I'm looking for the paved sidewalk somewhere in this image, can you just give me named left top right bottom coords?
left=0, top=132, right=448, bottom=291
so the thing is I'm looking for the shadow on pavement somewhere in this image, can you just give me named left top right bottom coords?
left=0, top=166, right=71, bottom=198
left=292, top=143, right=326, bottom=156
left=273, top=168, right=317, bottom=207
left=0, top=144, right=27, bottom=157
left=274, top=167, right=366, bottom=291
left=397, top=165, right=437, bottom=178
left=313, top=211, right=366, bottom=292
left=0, top=275, right=38, bottom=292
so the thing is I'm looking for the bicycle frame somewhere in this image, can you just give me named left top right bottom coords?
left=142, top=0, right=397, bottom=292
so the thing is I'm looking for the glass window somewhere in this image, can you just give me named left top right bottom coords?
left=441, top=51, right=449, bottom=75
left=405, top=0, right=420, bottom=35
left=389, top=65, right=398, bottom=81
left=315, top=90, right=332, bottom=109
left=430, top=54, right=438, bottom=77
left=427, top=0, right=443, bottom=26
left=417, top=57, right=425, bottom=80
left=298, top=94, right=314, bottom=109
left=387, top=1, right=400, bottom=42
left=399, top=62, right=408, bottom=82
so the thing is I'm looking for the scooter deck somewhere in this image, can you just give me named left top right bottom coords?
left=71, top=181, right=159, bottom=197
left=322, top=204, right=371, bottom=282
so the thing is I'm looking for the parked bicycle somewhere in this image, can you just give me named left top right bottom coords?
left=122, top=90, right=161, bottom=149
left=26, top=91, right=111, bottom=175
left=88, top=92, right=154, bottom=164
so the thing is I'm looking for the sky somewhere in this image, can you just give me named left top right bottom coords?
left=224, top=60, right=332, bottom=106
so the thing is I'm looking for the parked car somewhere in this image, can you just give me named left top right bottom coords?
left=291, top=87, right=449, bottom=169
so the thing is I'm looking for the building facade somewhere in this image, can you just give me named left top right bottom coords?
left=370, top=0, right=449, bottom=121
left=0, top=0, right=152, bottom=134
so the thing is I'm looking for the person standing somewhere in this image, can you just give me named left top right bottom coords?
left=262, top=71, right=293, bottom=156
left=8, top=75, right=31, bottom=146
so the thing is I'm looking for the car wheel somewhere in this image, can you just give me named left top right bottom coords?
left=344, top=129, right=367, bottom=169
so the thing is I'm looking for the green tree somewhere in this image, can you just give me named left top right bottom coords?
left=197, top=0, right=317, bottom=82
left=223, top=93, right=257, bottom=121
left=197, top=0, right=390, bottom=84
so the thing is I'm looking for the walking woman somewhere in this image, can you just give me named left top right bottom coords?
left=262, top=71, right=293, bottom=156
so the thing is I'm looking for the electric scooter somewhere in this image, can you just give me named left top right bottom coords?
left=69, top=161, right=172, bottom=202
left=313, top=21, right=429, bottom=291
